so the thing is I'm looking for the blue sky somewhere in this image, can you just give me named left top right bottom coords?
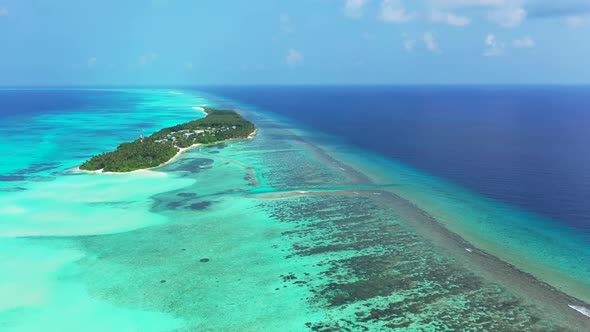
left=1, top=0, right=589, bottom=85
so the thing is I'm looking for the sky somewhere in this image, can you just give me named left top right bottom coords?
left=0, top=0, right=590, bottom=85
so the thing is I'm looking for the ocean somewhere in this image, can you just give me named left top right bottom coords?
left=202, top=85, right=590, bottom=231
left=0, top=87, right=589, bottom=331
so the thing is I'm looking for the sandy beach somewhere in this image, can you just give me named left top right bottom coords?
left=72, top=143, right=202, bottom=175
left=248, top=129, right=258, bottom=139
left=73, top=128, right=257, bottom=175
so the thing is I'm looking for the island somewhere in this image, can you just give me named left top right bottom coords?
left=80, top=108, right=256, bottom=172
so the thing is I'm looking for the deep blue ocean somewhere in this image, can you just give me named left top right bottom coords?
left=0, top=89, right=125, bottom=116
left=201, top=86, right=590, bottom=231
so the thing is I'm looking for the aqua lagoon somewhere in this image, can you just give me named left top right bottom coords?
left=0, top=88, right=589, bottom=331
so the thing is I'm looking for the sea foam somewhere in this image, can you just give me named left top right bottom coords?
left=568, top=304, right=590, bottom=318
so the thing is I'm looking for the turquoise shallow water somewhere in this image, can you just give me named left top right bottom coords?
left=0, top=88, right=589, bottom=331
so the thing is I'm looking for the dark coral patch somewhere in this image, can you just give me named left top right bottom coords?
left=188, top=201, right=213, bottom=210
left=177, top=192, right=198, bottom=198
left=0, top=175, right=25, bottom=181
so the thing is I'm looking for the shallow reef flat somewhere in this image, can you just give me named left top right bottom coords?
left=47, top=106, right=588, bottom=331
left=2, top=90, right=589, bottom=331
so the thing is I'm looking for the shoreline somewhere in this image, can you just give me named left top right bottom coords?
left=247, top=128, right=258, bottom=139
left=72, top=143, right=202, bottom=175
left=73, top=129, right=257, bottom=175
left=75, top=107, right=256, bottom=174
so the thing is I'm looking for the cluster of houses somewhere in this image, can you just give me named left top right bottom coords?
left=154, top=129, right=205, bottom=144
left=153, top=126, right=238, bottom=144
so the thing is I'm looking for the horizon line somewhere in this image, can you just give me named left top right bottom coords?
left=2, top=83, right=590, bottom=89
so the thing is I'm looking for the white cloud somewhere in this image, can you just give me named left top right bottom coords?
left=402, top=33, right=415, bottom=51
left=488, top=5, right=526, bottom=27
left=138, top=53, right=158, bottom=66
left=345, top=0, right=525, bottom=27
left=184, top=62, right=194, bottom=70
left=286, top=49, right=304, bottom=66
left=401, top=32, right=440, bottom=53
left=0, top=7, right=8, bottom=16
left=280, top=14, right=295, bottom=33
left=423, top=32, right=440, bottom=52
left=345, top=0, right=369, bottom=18
left=566, top=15, right=590, bottom=28
left=482, top=33, right=506, bottom=56
left=432, top=0, right=526, bottom=27
left=486, top=34, right=496, bottom=44
left=513, top=36, right=535, bottom=48
left=87, top=57, right=97, bottom=68
left=479, top=33, right=533, bottom=56
left=430, top=10, right=471, bottom=26
left=380, top=0, right=415, bottom=23
left=433, top=0, right=519, bottom=8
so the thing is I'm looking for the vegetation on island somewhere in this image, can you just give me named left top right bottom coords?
left=80, top=108, right=256, bottom=172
